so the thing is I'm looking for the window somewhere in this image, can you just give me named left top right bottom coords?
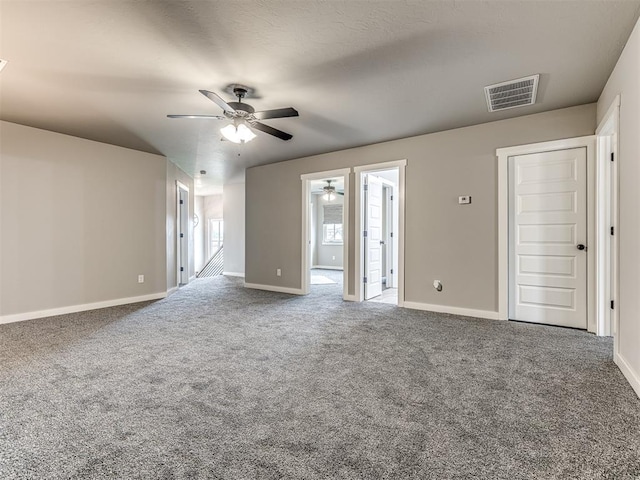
left=208, top=219, right=223, bottom=257
left=323, top=223, right=343, bottom=244
left=322, top=203, right=343, bottom=245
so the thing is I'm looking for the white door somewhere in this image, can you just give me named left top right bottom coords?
left=365, top=174, right=383, bottom=299
left=509, top=147, right=587, bottom=328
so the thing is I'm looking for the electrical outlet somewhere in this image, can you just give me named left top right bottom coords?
left=433, top=280, right=442, bottom=291
left=332, top=256, right=336, bottom=260
left=458, top=195, right=471, bottom=204
left=276, top=268, right=282, bottom=277
left=138, top=275, right=144, bottom=283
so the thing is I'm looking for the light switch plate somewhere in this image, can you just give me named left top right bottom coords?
left=458, top=195, right=471, bottom=204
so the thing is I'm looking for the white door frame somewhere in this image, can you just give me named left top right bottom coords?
left=300, top=168, right=351, bottom=299
left=380, top=179, right=396, bottom=288
left=596, top=95, right=620, bottom=342
left=176, top=180, right=190, bottom=286
left=497, top=136, right=596, bottom=331
left=354, top=160, right=407, bottom=305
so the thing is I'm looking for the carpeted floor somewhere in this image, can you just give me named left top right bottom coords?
left=0, top=276, right=639, bottom=479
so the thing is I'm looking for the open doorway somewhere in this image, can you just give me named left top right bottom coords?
left=301, top=168, right=350, bottom=299
left=354, top=160, right=406, bottom=305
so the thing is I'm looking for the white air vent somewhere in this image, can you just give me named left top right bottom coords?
left=484, top=74, right=539, bottom=112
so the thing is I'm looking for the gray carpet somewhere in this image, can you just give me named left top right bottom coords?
left=0, top=276, right=639, bottom=479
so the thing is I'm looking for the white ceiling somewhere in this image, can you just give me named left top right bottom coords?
left=2, top=1, right=639, bottom=195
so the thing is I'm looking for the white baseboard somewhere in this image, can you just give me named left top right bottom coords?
left=224, top=272, right=245, bottom=278
left=0, top=292, right=167, bottom=325
left=312, top=265, right=344, bottom=271
left=244, top=283, right=304, bottom=295
left=402, top=301, right=502, bottom=321
left=189, top=275, right=196, bottom=282
left=615, top=352, right=640, bottom=399
left=166, top=286, right=179, bottom=296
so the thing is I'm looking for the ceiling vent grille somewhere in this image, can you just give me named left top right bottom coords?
left=484, top=74, right=539, bottom=112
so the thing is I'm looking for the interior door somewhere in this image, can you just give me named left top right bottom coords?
left=509, top=147, right=587, bottom=328
left=365, top=174, right=383, bottom=299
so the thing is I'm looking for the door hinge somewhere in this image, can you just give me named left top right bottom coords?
left=390, top=232, right=393, bottom=238
left=180, top=199, right=184, bottom=204
left=611, top=152, right=615, bottom=162
left=180, top=233, right=184, bottom=238
left=364, top=184, right=368, bottom=191
left=390, top=269, right=394, bottom=274
left=363, top=230, right=368, bottom=237
left=611, top=226, right=615, bottom=236
left=180, top=267, right=184, bottom=272
left=611, top=300, right=615, bottom=309
left=390, top=195, right=394, bottom=201
left=363, top=276, right=367, bottom=284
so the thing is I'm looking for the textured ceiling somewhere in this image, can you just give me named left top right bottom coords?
left=1, top=1, right=639, bottom=195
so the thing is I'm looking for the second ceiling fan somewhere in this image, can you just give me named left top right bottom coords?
left=168, top=85, right=298, bottom=143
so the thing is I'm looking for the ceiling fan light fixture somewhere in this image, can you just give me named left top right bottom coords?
left=220, top=121, right=256, bottom=144
left=323, top=180, right=337, bottom=201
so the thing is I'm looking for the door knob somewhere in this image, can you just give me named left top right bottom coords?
left=577, top=244, right=586, bottom=250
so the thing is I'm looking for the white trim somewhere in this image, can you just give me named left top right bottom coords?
left=166, top=286, right=179, bottom=296
left=343, top=294, right=358, bottom=302
left=497, top=136, right=597, bottom=329
left=312, top=265, right=344, bottom=270
left=354, top=160, right=406, bottom=306
left=615, top=353, right=640, bottom=399
left=0, top=292, right=167, bottom=325
left=300, top=168, right=351, bottom=181
left=595, top=96, right=620, bottom=344
left=189, top=275, right=196, bottom=282
left=301, top=168, right=350, bottom=300
left=244, top=283, right=304, bottom=295
left=403, top=301, right=501, bottom=321
left=596, top=94, right=621, bottom=135
left=176, top=180, right=190, bottom=287
left=223, top=271, right=245, bottom=278
left=353, top=159, right=407, bottom=173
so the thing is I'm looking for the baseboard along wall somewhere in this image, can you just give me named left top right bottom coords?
left=244, top=283, right=304, bottom=295
left=615, top=352, right=640, bottom=399
left=0, top=292, right=168, bottom=325
left=223, top=272, right=246, bottom=278
left=402, top=301, right=502, bottom=321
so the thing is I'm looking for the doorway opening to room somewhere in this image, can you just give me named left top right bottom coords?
left=301, top=169, right=350, bottom=300
left=355, top=160, right=406, bottom=306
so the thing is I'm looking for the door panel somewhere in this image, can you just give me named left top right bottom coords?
left=365, top=175, right=383, bottom=299
left=509, top=148, right=587, bottom=328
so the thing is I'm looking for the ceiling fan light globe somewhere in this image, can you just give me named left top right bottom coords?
left=220, top=122, right=256, bottom=144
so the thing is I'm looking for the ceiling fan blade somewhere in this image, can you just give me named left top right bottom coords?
left=253, top=107, right=299, bottom=120
left=167, top=114, right=225, bottom=119
left=199, top=89, right=236, bottom=113
left=250, top=121, right=293, bottom=141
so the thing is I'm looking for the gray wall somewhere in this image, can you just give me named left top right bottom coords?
left=0, top=121, right=167, bottom=317
left=598, top=17, right=640, bottom=394
left=224, top=183, right=245, bottom=275
left=166, top=160, right=195, bottom=290
left=246, top=104, right=596, bottom=311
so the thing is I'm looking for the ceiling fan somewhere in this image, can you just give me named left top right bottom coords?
left=312, top=180, right=344, bottom=200
left=168, top=85, right=298, bottom=142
